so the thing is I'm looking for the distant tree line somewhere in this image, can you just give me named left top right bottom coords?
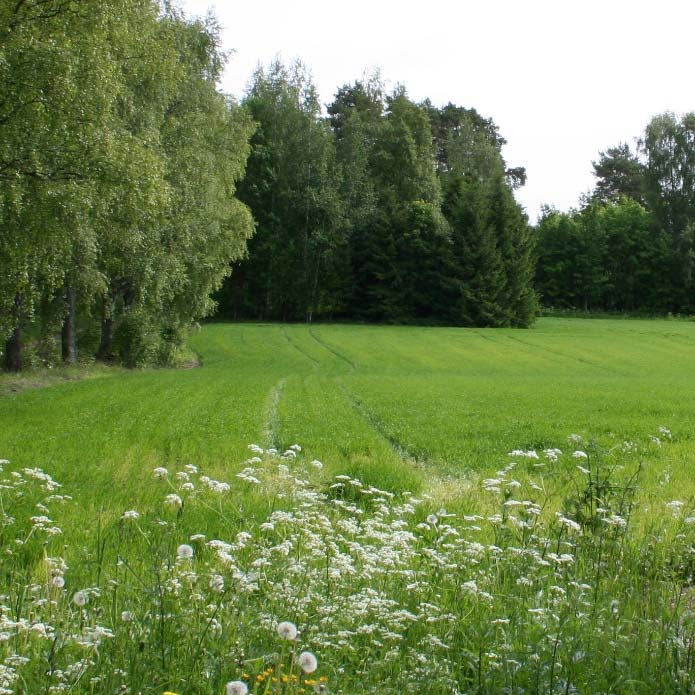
left=535, top=113, right=695, bottom=313
left=1, top=1, right=254, bottom=371
left=216, top=63, right=538, bottom=328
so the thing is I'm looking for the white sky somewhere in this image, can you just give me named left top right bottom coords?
left=178, top=0, right=695, bottom=222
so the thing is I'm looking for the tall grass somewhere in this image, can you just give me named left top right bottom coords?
left=2, top=432, right=695, bottom=694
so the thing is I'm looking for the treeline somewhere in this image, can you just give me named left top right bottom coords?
left=1, top=1, right=254, bottom=371
left=1, top=3, right=542, bottom=374
left=536, top=113, right=695, bottom=313
left=216, top=63, right=538, bottom=327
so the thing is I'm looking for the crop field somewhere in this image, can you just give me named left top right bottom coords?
left=3, top=318, right=695, bottom=694
left=2, top=318, right=695, bottom=518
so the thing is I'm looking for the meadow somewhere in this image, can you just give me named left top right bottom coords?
left=2, top=318, right=695, bottom=694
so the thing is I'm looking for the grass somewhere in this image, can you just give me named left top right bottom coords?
left=1, top=318, right=695, bottom=528
left=3, top=318, right=695, bottom=693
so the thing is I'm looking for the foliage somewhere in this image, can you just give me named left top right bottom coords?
left=0, top=1, right=254, bottom=370
left=538, top=111, right=695, bottom=314
left=216, top=64, right=537, bottom=328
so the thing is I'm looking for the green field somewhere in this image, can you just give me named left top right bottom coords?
left=4, top=318, right=695, bottom=694
left=2, top=318, right=695, bottom=519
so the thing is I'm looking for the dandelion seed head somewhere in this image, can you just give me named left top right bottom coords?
left=51, top=575, right=65, bottom=589
left=73, top=591, right=88, bottom=607
left=298, top=651, right=318, bottom=673
left=277, top=620, right=298, bottom=640
left=177, top=544, right=194, bottom=560
left=226, top=681, right=248, bottom=695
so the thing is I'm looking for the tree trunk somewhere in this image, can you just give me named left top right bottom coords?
left=61, top=285, right=77, bottom=364
left=4, top=325, right=22, bottom=372
left=97, top=297, right=114, bottom=362
left=4, top=294, right=22, bottom=372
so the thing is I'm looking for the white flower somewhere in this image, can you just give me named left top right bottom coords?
left=297, top=651, right=318, bottom=673
left=121, top=510, right=139, bottom=520
left=508, top=449, right=539, bottom=459
left=226, top=681, right=249, bottom=695
left=153, top=467, right=168, bottom=478
left=51, top=575, right=65, bottom=589
left=121, top=611, right=133, bottom=622
left=209, top=574, right=225, bottom=593
left=165, top=494, right=183, bottom=507
left=572, top=450, right=588, bottom=459
left=426, top=514, right=438, bottom=525
left=73, top=591, right=88, bottom=607
left=311, top=459, right=323, bottom=469
left=556, top=514, right=581, bottom=532
left=277, top=621, right=298, bottom=640
left=177, top=544, right=194, bottom=559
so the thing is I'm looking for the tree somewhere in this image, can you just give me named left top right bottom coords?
left=0, top=0, right=128, bottom=369
left=227, top=60, right=344, bottom=322
left=641, top=112, right=695, bottom=310
left=1, top=2, right=256, bottom=370
left=592, top=142, right=645, bottom=204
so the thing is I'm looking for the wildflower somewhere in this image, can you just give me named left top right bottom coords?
left=556, top=514, right=581, bottom=532
left=544, top=448, right=562, bottom=462
left=51, top=576, right=65, bottom=589
left=226, top=682, right=248, bottom=695
left=153, top=467, right=168, bottom=478
left=165, top=494, right=183, bottom=507
left=426, top=514, right=438, bottom=525
left=121, top=510, right=139, bottom=520
left=298, top=651, right=318, bottom=673
left=572, top=451, right=588, bottom=459
left=177, top=544, right=194, bottom=560
left=508, top=450, right=539, bottom=459
left=658, top=426, right=672, bottom=439
left=277, top=621, right=298, bottom=640
left=311, top=459, right=323, bottom=469
left=73, top=591, right=88, bottom=607
left=209, top=575, right=225, bottom=593
left=121, top=611, right=133, bottom=622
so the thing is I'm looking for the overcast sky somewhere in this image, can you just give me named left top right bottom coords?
left=178, top=0, right=695, bottom=222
